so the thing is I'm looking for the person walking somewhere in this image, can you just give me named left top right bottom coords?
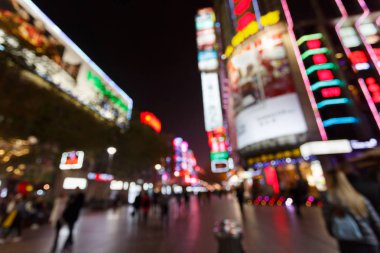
left=132, top=193, right=141, bottom=218
left=62, top=188, right=85, bottom=249
left=159, top=193, right=169, bottom=223
left=141, top=192, right=151, bottom=223
left=236, top=184, right=244, bottom=211
left=323, top=170, right=380, bottom=253
left=0, top=194, right=25, bottom=243
left=290, top=178, right=308, bottom=218
left=50, top=192, right=68, bottom=253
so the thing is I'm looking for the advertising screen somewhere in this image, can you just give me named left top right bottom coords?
left=0, top=0, right=133, bottom=127
left=227, top=29, right=307, bottom=150
left=201, top=72, right=224, bottom=131
left=60, top=151, right=84, bottom=170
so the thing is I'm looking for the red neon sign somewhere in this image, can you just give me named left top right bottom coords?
left=321, top=87, right=342, bottom=98
left=234, top=0, right=255, bottom=31
left=312, top=54, right=328, bottom=65
left=264, top=167, right=280, bottom=195
left=317, top=70, right=334, bottom=81
left=365, top=77, right=380, bottom=103
left=349, top=51, right=368, bottom=65
left=306, top=39, right=321, bottom=50
left=140, top=112, right=162, bottom=133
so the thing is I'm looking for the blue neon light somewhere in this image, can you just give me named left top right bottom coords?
left=252, top=0, right=262, bottom=29
left=317, top=98, right=350, bottom=109
left=310, top=79, right=343, bottom=91
left=323, top=117, right=358, bottom=127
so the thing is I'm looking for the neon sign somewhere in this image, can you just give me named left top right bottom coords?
left=224, top=10, right=281, bottom=57
left=140, top=112, right=162, bottom=133
left=297, top=33, right=358, bottom=130
left=60, top=151, right=84, bottom=170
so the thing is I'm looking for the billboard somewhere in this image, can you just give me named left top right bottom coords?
left=201, top=72, right=224, bottom=131
left=0, top=0, right=133, bottom=128
left=60, top=151, right=84, bottom=170
left=227, top=30, right=307, bottom=150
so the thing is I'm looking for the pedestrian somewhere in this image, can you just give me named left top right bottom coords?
left=322, top=170, right=380, bottom=253
left=183, top=190, right=190, bottom=206
left=159, top=193, right=169, bottom=222
left=62, top=188, right=85, bottom=249
left=50, top=192, right=68, bottom=252
left=132, top=192, right=141, bottom=218
left=236, top=184, right=244, bottom=210
left=290, top=177, right=308, bottom=218
left=141, top=191, right=151, bottom=223
left=0, top=194, right=25, bottom=243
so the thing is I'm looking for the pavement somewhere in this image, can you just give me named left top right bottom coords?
left=1, top=195, right=338, bottom=253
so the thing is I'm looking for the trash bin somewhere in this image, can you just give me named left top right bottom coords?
left=213, top=219, right=245, bottom=253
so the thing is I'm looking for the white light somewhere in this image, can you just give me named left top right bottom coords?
left=149, top=183, right=154, bottom=189
left=174, top=171, right=180, bottom=177
left=285, top=198, right=293, bottom=207
left=173, top=185, right=183, bottom=194
left=107, top=147, right=117, bottom=155
left=155, top=164, right=162, bottom=171
left=359, top=23, right=378, bottom=36
left=355, top=63, right=370, bottom=71
left=110, top=180, right=123, bottom=191
left=310, top=160, right=327, bottom=191
left=63, top=178, right=87, bottom=190
left=37, top=190, right=44, bottom=196
left=300, top=140, right=352, bottom=157
left=0, top=188, right=7, bottom=198
left=123, top=182, right=129, bottom=190
left=143, top=183, right=149, bottom=191
left=351, top=139, right=378, bottom=150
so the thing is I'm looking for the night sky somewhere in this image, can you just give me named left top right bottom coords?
left=33, top=0, right=213, bottom=167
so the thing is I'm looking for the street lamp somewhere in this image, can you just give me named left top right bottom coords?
left=155, top=164, right=162, bottom=171
left=106, top=147, right=117, bottom=173
left=107, top=147, right=117, bottom=155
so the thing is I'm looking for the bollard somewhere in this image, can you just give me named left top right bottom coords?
left=213, top=219, right=245, bottom=253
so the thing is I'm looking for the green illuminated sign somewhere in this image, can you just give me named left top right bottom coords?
left=87, top=71, right=129, bottom=112
left=210, top=152, right=229, bottom=161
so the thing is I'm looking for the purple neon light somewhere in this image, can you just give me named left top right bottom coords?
left=358, top=78, right=380, bottom=129
left=355, top=0, right=380, bottom=75
left=281, top=0, right=328, bottom=141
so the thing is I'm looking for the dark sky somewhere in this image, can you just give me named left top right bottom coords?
left=33, top=0, right=213, bottom=167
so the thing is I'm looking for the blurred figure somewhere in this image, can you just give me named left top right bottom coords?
left=0, top=194, right=25, bottom=243
left=323, top=171, right=380, bottom=253
left=62, top=188, right=85, bottom=249
left=141, top=192, right=151, bottom=223
left=175, top=193, right=182, bottom=208
left=183, top=190, right=190, bottom=206
left=50, top=192, right=68, bottom=253
left=236, top=184, right=244, bottom=210
left=132, top=193, right=141, bottom=218
left=159, top=193, right=169, bottom=222
left=290, top=178, right=308, bottom=218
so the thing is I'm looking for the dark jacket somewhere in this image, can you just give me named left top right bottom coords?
left=323, top=196, right=380, bottom=246
left=63, top=193, right=85, bottom=223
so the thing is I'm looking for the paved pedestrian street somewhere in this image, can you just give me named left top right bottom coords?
left=1, top=196, right=338, bottom=253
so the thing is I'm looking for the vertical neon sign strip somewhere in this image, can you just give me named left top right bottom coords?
left=355, top=0, right=380, bottom=75
left=252, top=0, right=262, bottom=29
left=334, top=0, right=351, bottom=57
left=358, top=78, right=380, bottom=129
left=281, top=0, right=328, bottom=140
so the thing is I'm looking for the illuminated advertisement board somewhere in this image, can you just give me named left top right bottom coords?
left=196, top=8, right=218, bottom=72
left=140, top=112, right=162, bottom=133
left=0, top=0, right=133, bottom=128
left=60, top=151, right=84, bottom=170
left=208, top=127, right=230, bottom=173
left=201, top=72, right=224, bottom=131
left=227, top=29, right=307, bottom=150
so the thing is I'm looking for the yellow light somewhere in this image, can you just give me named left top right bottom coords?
left=3, top=156, right=10, bottom=162
left=260, top=11, right=281, bottom=26
left=14, top=169, right=21, bottom=175
left=19, top=164, right=26, bottom=170
left=26, top=185, right=34, bottom=192
left=6, top=166, right=14, bottom=172
left=0, top=150, right=5, bottom=156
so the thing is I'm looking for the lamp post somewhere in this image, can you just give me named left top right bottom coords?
left=107, top=147, right=117, bottom=173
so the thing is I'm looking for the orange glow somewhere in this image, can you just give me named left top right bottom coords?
left=140, top=112, right=162, bottom=133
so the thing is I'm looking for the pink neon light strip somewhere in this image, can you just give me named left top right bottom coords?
left=333, top=0, right=380, bottom=131
left=377, top=16, right=380, bottom=27
left=355, top=0, right=380, bottom=75
left=281, top=0, right=328, bottom=141
left=358, top=78, right=380, bottom=129
left=334, top=0, right=351, bottom=56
